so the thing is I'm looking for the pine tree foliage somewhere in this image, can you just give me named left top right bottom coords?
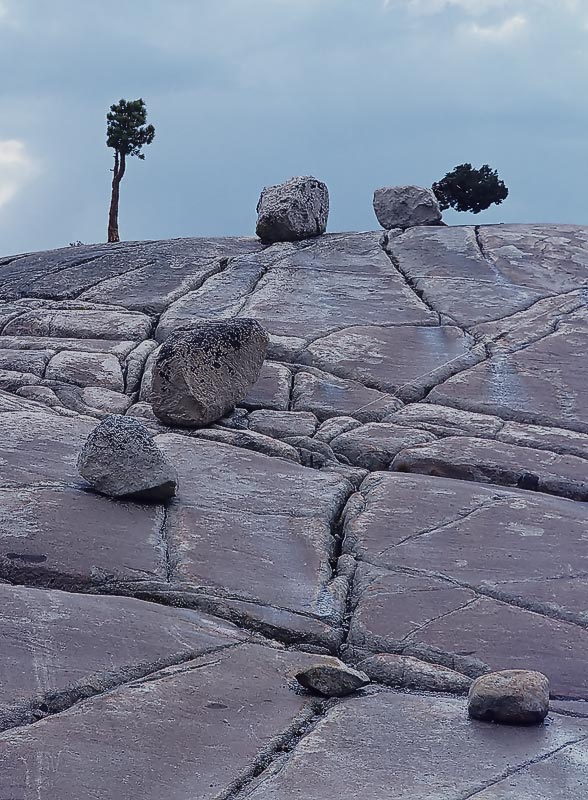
left=432, top=164, right=508, bottom=214
left=106, top=98, right=155, bottom=160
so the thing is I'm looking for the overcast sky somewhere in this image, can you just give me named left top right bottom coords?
left=0, top=0, right=586, bottom=255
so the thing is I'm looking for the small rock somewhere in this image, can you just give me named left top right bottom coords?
left=468, top=670, right=550, bottom=725
left=81, top=387, right=133, bottom=415
left=77, top=415, right=178, bottom=501
left=314, top=416, right=362, bottom=444
left=151, top=319, right=269, bottom=428
left=216, top=408, right=250, bottom=430
left=256, top=176, right=329, bottom=243
left=248, top=410, right=318, bottom=440
left=373, top=185, right=442, bottom=229
left=193, top=427, right=301, bottom=463
left=284, top=435, right=337, bottom=469
left=295, top=658, right=369, bottom=697
left=320, top=463, right=368, bottom=489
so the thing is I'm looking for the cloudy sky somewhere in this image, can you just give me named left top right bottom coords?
left=0, top=0, right=586, bottom=255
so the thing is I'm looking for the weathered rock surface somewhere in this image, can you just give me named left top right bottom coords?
left=151, top=319, right=269, bottom=427
left=0, top=583, right=243, bottom=731
left=192, top=425, right=301, bottom=462
left=343, top=472, right=588, bottom=697
left=373, top=185, right=442, bottom=229
left=256, top=175, right=329, bottom=243
left=2, top=224, right=588, bottom=795
left=241, top=360, right=292, bottom=411
left=0, top=643, right=335, bottom=799
left=392, top=435, right=588, bottom=501
left=248, top=410, right=318, bottom=439
left=468, top=670, right=550, bottom=725
left=78, top=415, right=178, bottom=501
left=332, top=422, right=435, bottom=470
left=358, top=653, right=472, bottom=694
left=292, top=367, right=403, bottom=422
left=307, top=324, right=477, bottom=402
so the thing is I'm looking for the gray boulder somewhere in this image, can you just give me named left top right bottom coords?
left=256, top=176, right=329, bottom=243
left=468, top=670, right=550, bottom=725
left=77, top=415, right=178, bottom=501
left=295, top=658, right=369, bottom=697
left=373, top=185, right=442, bottom=229
left=151, top=319, right=269, bottom=427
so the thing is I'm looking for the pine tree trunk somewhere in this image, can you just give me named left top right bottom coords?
left=107, top=151, right=126, bottom=243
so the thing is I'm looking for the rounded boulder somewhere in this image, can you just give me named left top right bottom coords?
left=77, top=415, right=178, bottom=502
left=468, top=670, right=550, bottom=726
left=151, top=319, right=269, bottom=428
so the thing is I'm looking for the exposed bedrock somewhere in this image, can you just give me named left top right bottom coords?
left=1, top=223, right=588, bottom=797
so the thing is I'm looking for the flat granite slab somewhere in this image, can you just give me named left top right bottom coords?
left=343, top=472, right=588, bottom=697
left=0, top=584, right=244, bottom=731
left=0, top=643, right=331, bottom=800
left=244, top=691, right=588, bottom=800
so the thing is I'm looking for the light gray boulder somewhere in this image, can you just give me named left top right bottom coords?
left=151, top=319, right=269, bottom=428
left=256, top=176, right=329, bottom=243
left=373, top=185, right=442, bottom=229
left=468, top=670, right=550, bottom=725
left=77, top=415, right=178, bottom=501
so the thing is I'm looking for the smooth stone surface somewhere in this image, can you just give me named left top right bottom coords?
left=307, top=324, right=477, bottom=401
left=77, top=415, right=178, bottom=501
left=468, top=670, right=550, bottom=725
left=373, top=185, right=442, bottom=229
left=385, top=225, right=551, bottom=327
left=429, top=314, right=588, bottom=433
left=192, top=426, right=301, bottom=462
left=0, top=237, right=262, bottom=307
left=241, top=360, right=292, bottom=411
left=2, top=306, right=152, bottom=340
left=0, top=583, right=242, bottom=730
left=80, top=386, right=133, bottom=415
left=151, top=319, right=269, bottom=427
left=45, top=350, right=124, bottom=392
left=1, top=226, right=588, bottom=795
left=314, top=416, right=362, bottom=443
left=0, top=348, right=52, bottom=376
left=388, top=403, right=504, bottom=439
left=0, top=644, right=332, bottom=799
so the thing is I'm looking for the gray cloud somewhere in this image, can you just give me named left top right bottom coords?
left=0, top=0, right=586, bottom=255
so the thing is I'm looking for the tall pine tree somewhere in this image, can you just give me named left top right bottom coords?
left=106, top=98, right=155, bottom=242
